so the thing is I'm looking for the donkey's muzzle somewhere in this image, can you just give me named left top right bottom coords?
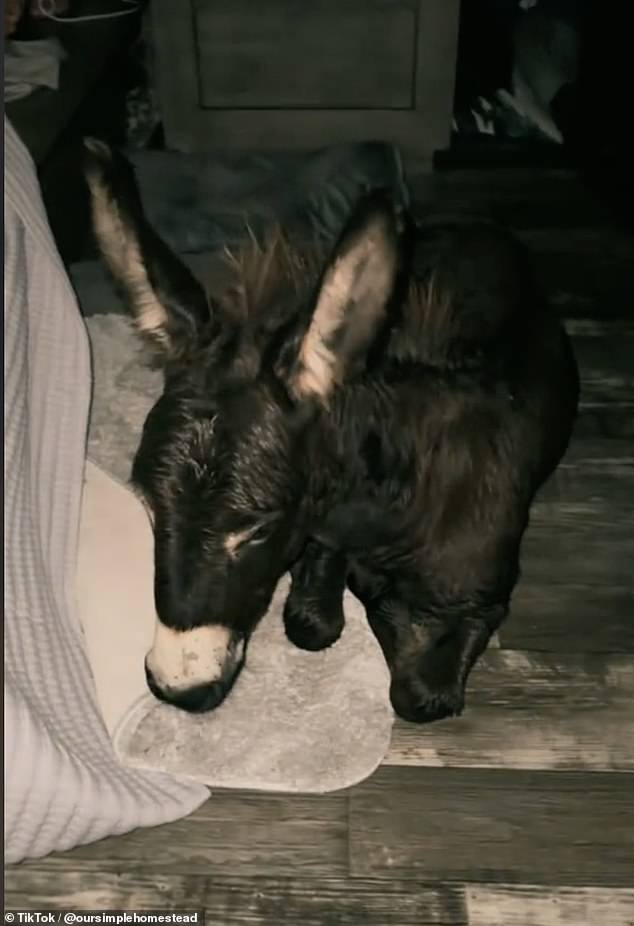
left=144, top=662, right=231, bottom=713
left=144, top=620, right=246, bottom=713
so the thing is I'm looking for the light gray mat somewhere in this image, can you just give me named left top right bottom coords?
left=119, top=576, right=391, bottom=791
left=120, top=575, right=392, bottom=792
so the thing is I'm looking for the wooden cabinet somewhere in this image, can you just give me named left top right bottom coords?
left=151, top=0, right=459, bottom=167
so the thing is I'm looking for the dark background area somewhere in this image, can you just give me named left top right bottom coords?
left=448, top=0, right=633, bottom=221
left=6, top=0, right=633, bottom=254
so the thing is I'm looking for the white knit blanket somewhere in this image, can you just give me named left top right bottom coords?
left=3, top=119, right=208, bottom=865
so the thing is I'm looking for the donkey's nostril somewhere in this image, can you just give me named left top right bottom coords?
left=144, top=662, right=229, bottom=713
left=170, top=680, right=227, bottom=713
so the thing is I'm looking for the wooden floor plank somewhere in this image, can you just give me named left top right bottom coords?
left=520, top=520, right=634, bottom=587
left=557, top=437, right=634, bottom=466
left=520, top=227, right=634, bottom=262
left=536, top=442, right=634, bottom=514
left=31, top=792, right=347, bottom=876
left=3, top=870, right=467, bottom=925
left=557, top=292, right=633, bottom=324
left=528, top=253, right=634, bottom=324
left=349, top=766, right=634, bottom=885
left=497, top=436, right=634, bottom=590
left=572, top=331, right=634, bottom=438
left=573, top=334, right=634, bottom=391
left=574, top=405, right=634, bottom=440
left=411, top=169, right=619, bottom=231
left=384, top=651, right=634, bottom=770
left=501, top=584, right=634, bottom=653
left=465, top=885, right=634, bottom=926
left=565, top=320, right=634, bottom=339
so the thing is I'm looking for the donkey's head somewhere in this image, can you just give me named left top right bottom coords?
left=84, top=140, right=405, bottom=713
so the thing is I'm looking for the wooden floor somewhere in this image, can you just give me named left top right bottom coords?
left=6, top=167, right=634, bottom=925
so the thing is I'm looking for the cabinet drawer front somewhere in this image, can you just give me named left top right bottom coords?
left=194, top=0, right=417, bottom=110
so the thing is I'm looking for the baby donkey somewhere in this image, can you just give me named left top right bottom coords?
left=84, top=140, right=579, bottom=723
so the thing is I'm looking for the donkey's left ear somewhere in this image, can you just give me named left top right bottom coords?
left=285, top=191, right=406, bottom=404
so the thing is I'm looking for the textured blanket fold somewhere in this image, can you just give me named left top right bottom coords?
left=4, top=119, right=208, bottom=865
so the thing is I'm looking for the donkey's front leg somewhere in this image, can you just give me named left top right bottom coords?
left=283, top=539, right=347, bottom=651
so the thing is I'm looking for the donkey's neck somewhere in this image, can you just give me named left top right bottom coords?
left=304, top=374, right=430, bottom=548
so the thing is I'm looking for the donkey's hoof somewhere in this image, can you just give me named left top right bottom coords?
left=283, top=599, right=344, bottom=652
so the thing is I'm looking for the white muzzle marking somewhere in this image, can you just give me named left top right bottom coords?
left=146, top=622, right=244, bottom=692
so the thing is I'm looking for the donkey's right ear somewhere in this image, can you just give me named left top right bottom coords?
left=83, top=139, right=211, bottom=359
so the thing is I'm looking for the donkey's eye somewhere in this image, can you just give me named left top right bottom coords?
left=224, top=518, right=277, bottom=557
left=244, top=522, right=274, bottom=546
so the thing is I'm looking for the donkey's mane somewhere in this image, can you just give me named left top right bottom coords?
left=215, top=225, right=486, bottom=373
left=205, top=220, right=527, bottom=377
left=218, top=225, right=325, bottom=328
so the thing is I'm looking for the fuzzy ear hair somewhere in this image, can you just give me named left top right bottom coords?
left=83, top=138, right=210, bottom=359
left=286, top=190, right=405, bottom=404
